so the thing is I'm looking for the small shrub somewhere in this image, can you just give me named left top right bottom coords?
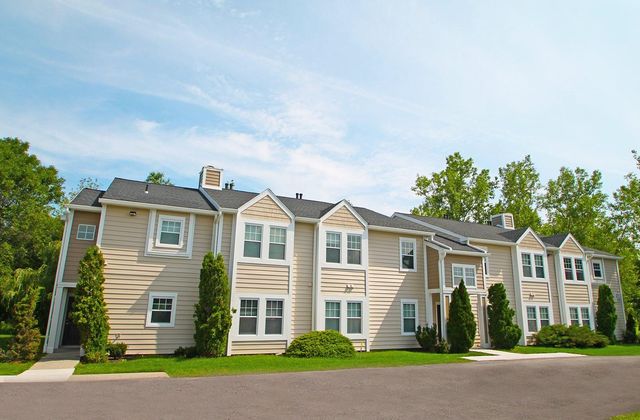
left=107, top=342, right=128, bottom=359
left=534, top=324, right=608, bottom=348
left=487, top=283, right=521, bottom=349
left=435, top=339, right=450, bottom=354
left=447, top=281, right=477, bottom=353
left=534, top=324, right=570, bottom=347
left=596, top=284, right=617, bottom=343
left=566, top=326, right=608, bottom=348
left=623, top=313, right=638, bottom=344
left=84, top=350, right=108, bottom=364
left=286, top=330, right=355, bottom=358
left=174, top=346, right=198, bottom=358
left=416, top=325, right=438, bottom=352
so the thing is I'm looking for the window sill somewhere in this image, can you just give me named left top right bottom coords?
left=145, top=324, right=175, bottom=328
left=399, top=268, right=417, bottom=273
left=564, top=280, right=588, bottom=285
left=232, top=335, right=287, bottom=341
left=237, top=257, right=290, bottom=266
left=321, top=262, right=366, bottom=270
left=520, top=277, right=549, bottom=283
left=144, top=250, right=192, bottom=259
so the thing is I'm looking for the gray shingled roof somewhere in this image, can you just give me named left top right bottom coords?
left=431, top=234, right=486, bottom=253
left=583, top=247, right=619, bottom=258
left=70, top=188, right=104, bottom=207
left=396, top=213, right=523, bottom=243
left=102, top=178, right=215, bottom=211
left=541, top=233, right=569, bottom=248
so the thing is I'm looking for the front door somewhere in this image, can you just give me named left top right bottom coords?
left=436, top=303, right=442, bottom=340
left=61, top=294, right=80, bottom=346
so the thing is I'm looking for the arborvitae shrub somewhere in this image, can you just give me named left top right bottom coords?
left=623, top=313, right=638, bottom=344
left=286, top=330, right=355, bottom=358
left=487, top=283, right=522, bottom=349
left=415, top=324, right=438, bottom=352
left=194, top=252, right=232, bottom=357
left=596, top=284, right=617, bottom=343
left=71, top=246, right=109, bottom=363
left=447, top=281, right=477, bottom=353
left=5, top=285, right=41, bottom=361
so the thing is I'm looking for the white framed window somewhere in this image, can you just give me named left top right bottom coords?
left=146, top=292, right=177, bottom=327
left=564, top=257, right=586, bottom=282
left=580, top=307, right=591, bottom=328
left=399, top=238, right=416, bottom=272
left=568, top=306, right=592, bottom=328
left=521, top=252, right=546, bottom=279
left=534, top=255, right=545, bottom=278
left=325, top=301, right=341, bottom=331
left=265, top=299, right=283, bottom=335
left=574, top=258, right=585, bottom=281
left=239, top=298, right=259, bottom=335
left=347, top=302, right=362, bottom=334
left=268, top=226, right=286, bottom=260
left=569, top=307, right=580, bottom=326
left=76, top=224, right=96, bottom=241
left=526, top=304, right=551, bottom=333
left=522, top=254, right=533, bottom=278
left=452, top=264, right=476, bottom=288
left=592, top=260, right=604, bottom=280
left=244, top=224, right=263, bottom=258
left=347, top=234, right=362, bottom=265
left=563, top=257, right=574, bottom=281
left=326, top=232, right=342, bottom=264
left=156, top=216, right=184, bottom=248
left=401, top=299, right=418, bottom=335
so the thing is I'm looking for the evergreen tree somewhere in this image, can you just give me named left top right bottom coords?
left=623, top=312, right=638, bottom=344
left=5, top=285, right=41, bottom=361
left=194, top=252, right=232, bottom=357
left=447, top=281, right=477, bottom=353
left=71, top=246, right=109, bottom=362
left=596, top=284, right=617, bottom=343
left=487, top=283, right=522, bottom=349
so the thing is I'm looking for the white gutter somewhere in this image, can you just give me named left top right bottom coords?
left=68, top=204, right=102, bottom=213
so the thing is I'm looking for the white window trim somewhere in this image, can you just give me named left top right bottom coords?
left=76, top=224, right=96, bottom=241
left=399, top=237, right=417, bottom=273
left=235, top=218, right=294, bottom=266
left=145, top=210, right=196, bottom=259
left=567, top=305, right=593, bottom=329
left=268, top=225, right=287, bottom=261
left=591, top=259, right=605, bottom=281
left=318, top=226, right=368, bottom=270
left=231, top=295, right=291, bottom=340
left=451, top=263, right=477, bottom=289
left=519, top=250, right=548, bottom=282
left=243, top=223, right=264, bottom=259
left=524, top=303, right=553, bottom=336
left=563, top=255, right=587, bottom=284
left=320, top=296, right=368, bottom=339
left=325, top=231, right=343, bottom=264
left=145, top=292, right=177, bottom=328
left=155, top=215, right=185, bottom=249
left=346, top=233, right=363, bottom=265
left=400, top=299, right=419, bottom=336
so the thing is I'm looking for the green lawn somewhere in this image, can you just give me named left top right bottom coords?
left=612, top=412, right=640, bottom=420
left=0, top=333, right=37, bottom=375
left=75, top=350, right=480, bottom=378
left=510, top=345, right=640, bottom=357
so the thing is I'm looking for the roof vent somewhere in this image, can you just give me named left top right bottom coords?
left=199, top=165, right=223, bottom=190
left=491, top=213, right=515, bottom=230
left=144, top=184, right=149, bottom=194
left=229, top=180, right=234, bottom=190
left=296, top=193, right=303, bottom=200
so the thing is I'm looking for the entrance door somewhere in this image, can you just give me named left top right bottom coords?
left=436, top=303, right=442, bottom=340
left=61, top=294, right=80, bottom=346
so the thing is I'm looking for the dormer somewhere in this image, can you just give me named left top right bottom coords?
left=491, top=213, right=515, bottom=230
left=199, top=165, right=223, bottom=190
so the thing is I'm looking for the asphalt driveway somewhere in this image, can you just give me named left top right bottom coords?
left=2, top=356, right=639, bottom=419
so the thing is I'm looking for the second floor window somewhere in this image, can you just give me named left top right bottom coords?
left=400, top=239, right=416, bottom=271
left=326, top=232, right=341, bottom=263
left=574, top=258, right=585, bottom=281
left=522, top=253, right=545, bottom=279
left=347, top=234, right=362, bottom=265
left=269, top=227, right=286, bottom=260
left=534, top=255, right=545, bottom=278
left=77, top=224, right=96, bottom=241
left=564, top=257, right=585, bottom=281
left=522, top=254, right=533, bottom=277
left=453, top=264, right=476, bottom=288
left=244, top=224, right=262, bottom=258
left=592, top=260, right=603, bottom=279
left=563, top=257, right=574, bottom=280
left=159, top=218, right=182, bottom=246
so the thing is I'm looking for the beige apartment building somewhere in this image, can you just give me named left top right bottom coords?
left=43, top=165, right=626, bottom=355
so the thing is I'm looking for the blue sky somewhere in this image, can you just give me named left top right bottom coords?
left=1, top=1, right=639, bottom=214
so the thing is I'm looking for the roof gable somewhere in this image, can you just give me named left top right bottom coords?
left=237, top=189, right=294, bottom=222
left=320, top=200, right=367, bottom=229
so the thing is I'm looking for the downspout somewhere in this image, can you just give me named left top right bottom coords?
left=423, top=239, right=432, bottom=326
left=510, top=246, right=526, bottom=345
left=312, top=224, right=320, bottom=330
left=554, top=250, right=567, bottom=325
left=438, top=250, right=447, bottom=339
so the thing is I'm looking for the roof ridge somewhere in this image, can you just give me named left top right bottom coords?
left=113, top=177, right=201, bottom=192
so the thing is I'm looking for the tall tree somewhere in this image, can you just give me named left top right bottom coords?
left=146, top=171, right=173, bottom=186
left=412, top=152, right=496, bottom=222
left=539, top=167, right=608, bottom=245
left=492, top=155, right=542, bottom=229
left=64, top=177, right=100, bottom=203
left=0, top=138, right=64, bottom=276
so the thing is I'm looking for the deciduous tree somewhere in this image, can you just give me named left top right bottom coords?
left=146, top=171, right=173, bottom=185
left=492, top=155, right=541, bottom=229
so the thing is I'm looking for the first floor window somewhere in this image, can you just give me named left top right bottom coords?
left=77, top=224, right=96, bottom=241
left=568, top=306, right=591, bottom=328
left=580, top=307, right=591, bottom=328
left=539, top=306, right=550, bottom=328
left=239, top=299, right=258, bottom=335
left=268, top=227, right=286, bottom=260
left=325, top=301, right=341, bottom=331
left=347, top=234, right=362, bottom=265
left=347, top=302, right=362, bottom=334
left=265, top=300, right=283, bottom=334
left=564, top=258, right=574, bottom=281
left=400, top=239, right=416, bottom=270
left=147, top=293, right=177, bottom=327
left=402, top=301, right=417, bottom=334
left=592, top=260, right=603, bottom=279
left=521, top=253, right=533, bottom=278
left=569, top=307, right=580, bottom=326
left=526, top=306, right=538, bottom=332
left=526, top=305, right=551, bottom=332
left=244, top=224, right=263, bottom=258
left=326, top=232, right=341, bottom=263
left=159, top=218, right=182, bottom=246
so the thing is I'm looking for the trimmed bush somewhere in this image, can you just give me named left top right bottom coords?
left=286, top=330, right=355, bottom=358
left=194, top=252, right=233, bottom=357
left=534, top=324, right=608, bottom=348
left=596, top=284, right=617, bottom=343
left=174, top=346, right=198, bottom=358
left=447, top=281, right=477, bottom=353
left=416, top=324, right=438, bottom=352
left=71, top=246, right=109, bottom=363
left=435, top=339, right=450, bottom=354
left=623, top=313, right=638, bottom=344
left=107, top=342, right=128, bottom=360
left=4, top=285, right=41, bottom=361
left=487, top=283, right=521, bottom=349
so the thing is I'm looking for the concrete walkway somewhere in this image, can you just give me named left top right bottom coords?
left=465, top=348, right=586, bottom=361
left=0, top=347, right=80, bottom=383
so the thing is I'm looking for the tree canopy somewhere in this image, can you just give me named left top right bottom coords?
left=146, top=171, right=173, bottom=185
left=492, top=155, right=541, bottom=230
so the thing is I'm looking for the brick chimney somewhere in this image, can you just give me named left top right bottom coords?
left=491, top=213, right=515, bottom=229
left=199, top=165, right=223, bottom=190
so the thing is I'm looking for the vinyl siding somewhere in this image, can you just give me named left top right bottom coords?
left=547, top=256, right=562, bottom=324
left=324, top=207, right=364, bottom=229
left=100, top=205, right=214, bottom=355
left=521, top=281, right=550, bottom=303
left=241, top=196, right=290, bottom=222
left=220, top=214, right=234, bottom=276
left=231, top=340, right=287, bottom=355
left=321, top=268, right=365, bottom=296
left=368, top=231, right=426, bottom=350
left=150, top=210, right=190, bottom=253
left=352, top=339, right=366, bottom=352
left=291, top=223, right=314, bottom=338
left=518, top=232, right=544, bottom=251
left=598, top=259, right=626, bottom=339
left=562, top=237, right=582, bottom=255
left=427, top=248, right=439, bottom=289
left=63, top=211, right=100, bottom=282
left=444, top=255, right=484, bottom=289
left=235, top=263, right=289, bottom=294
left=565, top=283, right=590, bottom=304
left=473, top=243, right=517, bottom=315
left=204, top=168, right=221, bottom=188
